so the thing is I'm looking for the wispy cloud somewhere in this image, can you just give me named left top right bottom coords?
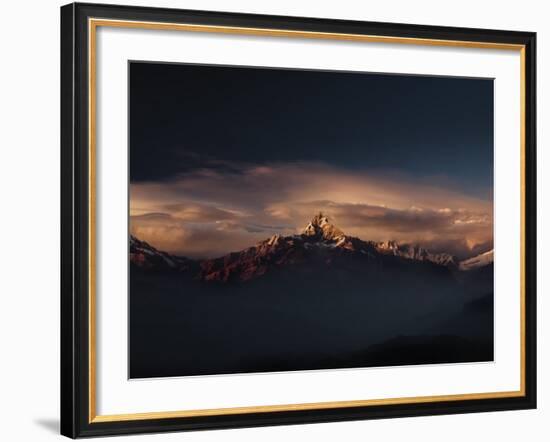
left=130, top=161, right=492, bottom=259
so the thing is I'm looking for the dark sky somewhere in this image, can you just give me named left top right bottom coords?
left=129, top=61, right=494, bottom=258
left=130, top=61, right=493, bottom=198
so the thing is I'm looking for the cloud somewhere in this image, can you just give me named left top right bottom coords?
left=130, top=213, right=275, bottom=258
left=161, top=203, right=240, bottom=222
left=130, top=201, right=295, bottom=258
left=130, top=161, right=492, bottom=258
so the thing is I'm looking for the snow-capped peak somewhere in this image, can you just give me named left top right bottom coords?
left=375, top=241, right=457, bottom=267
left=302, top=213, right=344, bottom=240
left=266, top=234, right=282, bottom=247
left=458, top=249, right=494, bottom=271
left=130, top=235, right=177, bottom=268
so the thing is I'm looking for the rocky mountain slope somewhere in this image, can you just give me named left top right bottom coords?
left=130, top=213, right=493, bottom=283
left=458, top=249, right=494, bottom=271
left=130, top=235, right=198, bottom=273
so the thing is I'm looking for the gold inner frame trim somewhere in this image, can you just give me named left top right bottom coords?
left=88, top=17, right=527, bottom=424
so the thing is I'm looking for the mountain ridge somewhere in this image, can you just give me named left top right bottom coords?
left=130, top=213, right=493, bottom=282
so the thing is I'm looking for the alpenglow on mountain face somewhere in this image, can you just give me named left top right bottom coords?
left=458, top=249, right=494, bottom=271
left=130, top=213, right=493, bottom=283
left=130, top=213, right=493, bottom=282
left=303, top=213, right=345, bottom=240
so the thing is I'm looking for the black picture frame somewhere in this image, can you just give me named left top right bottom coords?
left=61, top=2, right=537, bottom=438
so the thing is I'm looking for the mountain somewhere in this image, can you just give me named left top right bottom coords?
left=375, top=240, right=457, bottom=267
left=130, top=213, right=494, bottom=378
left=198, top=213, right=458, bottom=282
left=130, top=235, right=198, bottom=273
left=131, top=213, right=492, bottom=283
left=458, top=249, right=494, bottom=271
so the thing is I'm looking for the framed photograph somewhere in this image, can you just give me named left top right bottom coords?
left=60, top=2, right=536, bottom=438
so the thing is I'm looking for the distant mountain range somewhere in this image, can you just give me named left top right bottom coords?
left=130, top=213, right=493, bottom=282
